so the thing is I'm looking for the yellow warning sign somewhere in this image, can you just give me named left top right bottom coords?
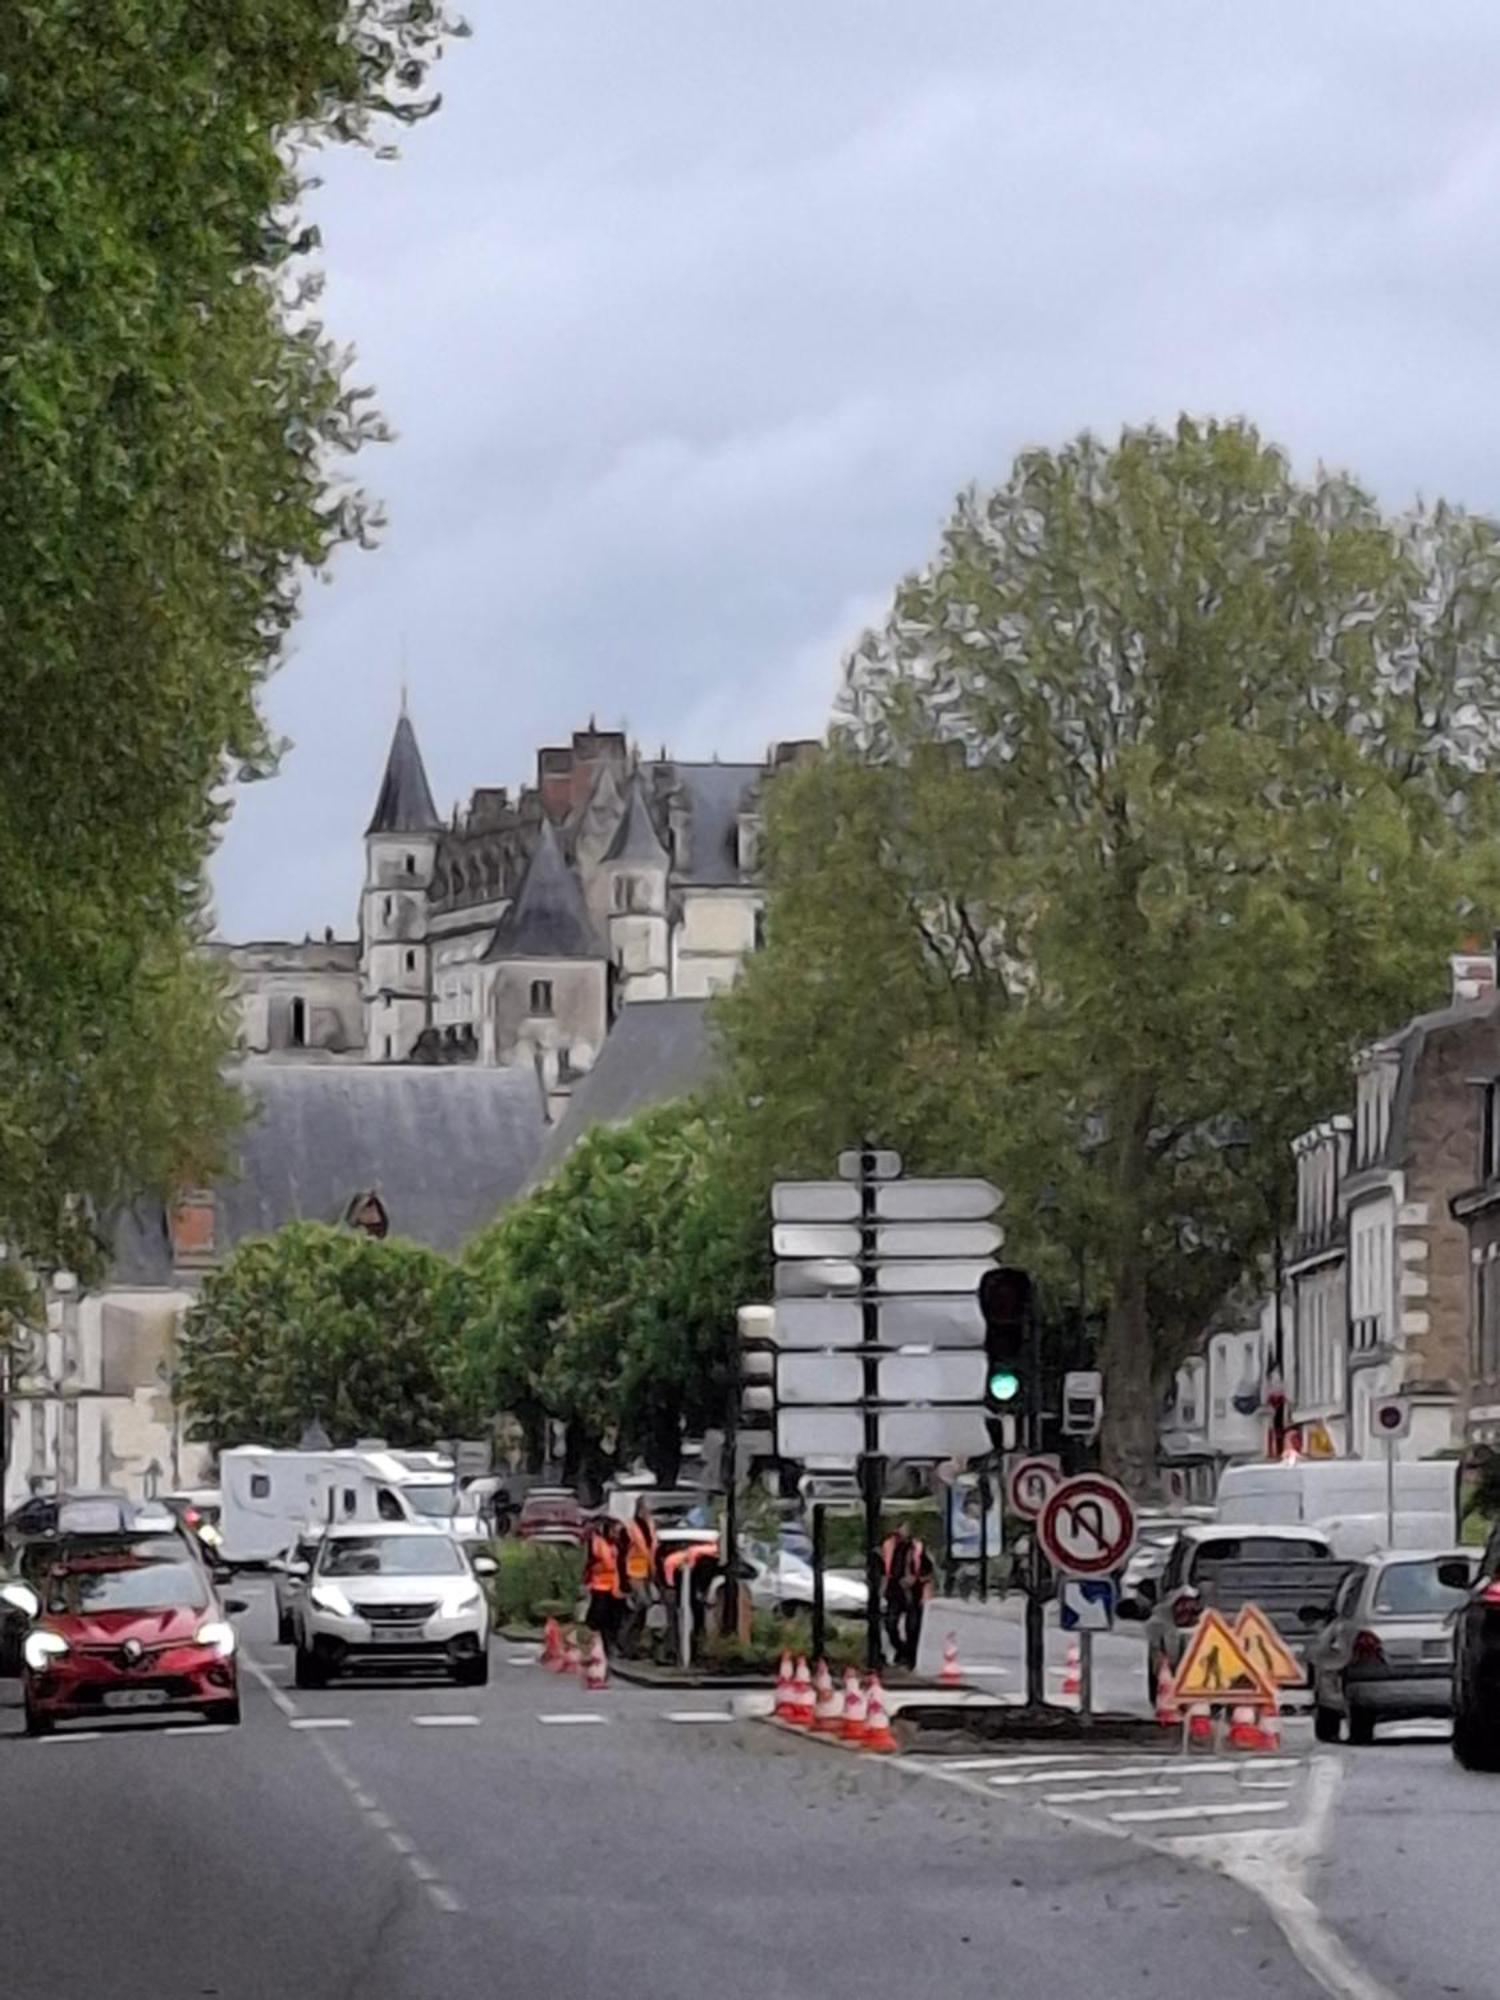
left=1169, top=1609, right=1275, bottom=1706
left=1233, top=1604, right=1304, bottom=1689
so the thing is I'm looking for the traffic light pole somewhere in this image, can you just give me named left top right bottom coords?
left=1023, top=1288, right=1047, bottom=1711
left=859, top=1147, right=884, bottom=1675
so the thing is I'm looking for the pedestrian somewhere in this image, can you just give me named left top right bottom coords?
left=880, top=1518, right=935, bottom=1672
left=583, top=1514, right=626, bottom=1653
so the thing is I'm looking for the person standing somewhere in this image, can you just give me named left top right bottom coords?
left=583, top=1515, right=626, bottom=1652
left=880, top=1518, right=935, bottom=1671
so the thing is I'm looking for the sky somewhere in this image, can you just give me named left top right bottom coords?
left=214, top=0, right=1500, bottom=939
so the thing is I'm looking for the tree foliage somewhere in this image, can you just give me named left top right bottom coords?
left=461, top=1103, right=769, bottom=1486
left=720, top=419, right=1500, bottom=1483
left=0, top=2, right=461, bottom=1273
left=176, top=1223, right=475, bottom=1451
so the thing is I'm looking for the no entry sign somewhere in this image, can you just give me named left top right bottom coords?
left=1037, top=1474, right=1136, bottom=1578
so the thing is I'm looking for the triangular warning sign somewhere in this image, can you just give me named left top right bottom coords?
left=1170, top=1609, right=1274, bottom=1706
left=1233, top=1603, right=1303, bottom=1688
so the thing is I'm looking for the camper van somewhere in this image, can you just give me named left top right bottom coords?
left=1214, top=1458, right=1459, bottom=1557
left=218, top=1448, right=438, bottom=1564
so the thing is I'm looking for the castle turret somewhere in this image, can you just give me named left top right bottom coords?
left=361, top=706, right=441, bottom=1061
left=603, top=775, right=671, bottom=1004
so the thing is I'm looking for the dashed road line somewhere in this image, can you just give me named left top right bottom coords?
left=243, top=1652, right=298, bottom=1720
left=662, top=1710, right=736, bottom=1724
left=36, top=1732, right=101, bottom=1745
left=309, top=1733, right=465, bottom=1918
left=164, top=1724, right=231, bottom=1736
left=411, top=1714, right=481, bottom=1727
left=289, top=1717, right=351, bottom=1731
left=538, top=1712, right=607, bottom=1725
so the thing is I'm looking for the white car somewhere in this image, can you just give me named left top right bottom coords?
left=741, top=1546, right=869, bottom=1619
left=290, top=1524, right=495, bottom=1689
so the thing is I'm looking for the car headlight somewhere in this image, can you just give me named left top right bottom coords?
left=309, top=1582, right=355, bottom=1618
left=23, top=1629, right=69, bottom=1673
left=438, top=1583, right=481, bottom=1619
left=195, top=1619, right=236, bottom=1658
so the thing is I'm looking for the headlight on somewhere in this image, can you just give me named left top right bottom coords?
left=195, top=1619, right=236, bottom=1659
left=23, top=1629, right=69, bottom=1673
left=438, top=1583, right=481, bottom=1619
left=309, top=1582, right=355, bottom=1618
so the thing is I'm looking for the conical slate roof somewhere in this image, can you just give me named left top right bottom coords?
left=366, top=712, right=440, bottom=836
left=484, top=819, right=603, bottom=961
left=604, top=775, right=670, bottom=866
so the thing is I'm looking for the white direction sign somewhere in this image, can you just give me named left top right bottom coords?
left=772, top=1223, right=861, bottom=1259
left=838, top=1148, right=902, bottom=1181
left=874, top=1258, right=996, bottom=1296
left=777, top=1353, right=864, bottom=1406
left=874, top=1221, right=1003, bottom=1259
left=1006, top=1453, right=1063, bottom=1519
left=876, top=1351, right=987, bottom=1404
left=768, top=1299, right=864, bottom=1349
left=774, top=1259, right=860, bottom=1297
left=772, top=1181, right=861, bottom=1224
left=1037, top=1475, right=1136, bottom=1579
left=877, top=1408, right=990, bottom=1459
left=873, top=1178, right=1002, bottom=1221
left=776, top=1408, right=863, bottom=1463
left=876, top=1297, right=985, bottom=1347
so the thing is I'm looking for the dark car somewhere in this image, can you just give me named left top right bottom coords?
left=18, top=1532, right=246, bottom=1735
left=1445, top=1526, right=1500, bottom=1768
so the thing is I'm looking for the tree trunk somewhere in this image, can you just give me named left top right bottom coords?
left=644, top=1399, right=683, bottom=1487
left=1099, top=1257, right=1158, bottom=1493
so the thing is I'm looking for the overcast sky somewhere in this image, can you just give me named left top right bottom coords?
left=213, top=1, right=1500, bottom=939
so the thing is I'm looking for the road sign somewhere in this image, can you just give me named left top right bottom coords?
left=872, top=1178, right=1002, bottom=1221
left=876, top=1407, right=990, bottom=1459
left=772, top=1223, right=861, bottom=1259
left=775, top=1408, right=864, bottom=1463
left=1169, top=1609, right=1275, bottom=1707
left=838, top=1148, right=902, bottom=1181
left=773, top=1258, right=860, bottom=1297
left=875, top=1350, right=987, bottom=1403
left=777, top=1353, right=864, bottom=1406
left=1233, top=1604, right=1303, bottom=1688
left=875, top=1297, right=984, bottom=1347
left=767, top=1299, right=864, bottom=1349
left=1037, top=1474, right=1136, bottom=1577
left=874, top=1258, right=997, bottom=1296
left=1006, top=1453, right=1063, bottom=1518
left=1059, top=1578, right=1115, bottom=1633
left=772, top=1181, right=861, bottom=1223
left=873, top=1221, right=1004, bottom=1259
left=1371, top=1396, right=1411, bottom=1441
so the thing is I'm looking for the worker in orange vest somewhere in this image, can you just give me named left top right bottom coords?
left=880, top=1519, right=935, bottom=1671
left=661, top=1539, right=723, bottom=1650
left=583, top=1517, right=626, bottom=1652
left=624, top=1500, right=659, bottom=1591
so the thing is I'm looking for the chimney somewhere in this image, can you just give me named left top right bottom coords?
left=168, top=1191, right=217, bottom=1269
left=537, top=747, right=574, bottom=822
left=1450, top=936, right=1497, bottom=1004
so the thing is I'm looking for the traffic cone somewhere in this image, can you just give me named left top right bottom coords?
left=780, top=1656, right=804, bottom=1720
left=812, top=1660, right=842, bottom=1735
left=787, top=1656, right=815, bottom=1729
left=585, top=1632, right=609, bottom=1692
left=1256, top=1699, right=1283, bottom=1753
left=862, top=1676, right=898, bottom=1754
left=541, top=1617, right=562, bottom=1669
left=563, top=1626, right=582, bottom=1678
left=1154, top=1657, right=1177, bottom=1728
left=1187, top=1703, right=1213, bottom=1747
left=840, top=1667, right=868, bottom=1744
left=1227, top=1704, right=1260, bottom=1751
left=939, top=1633, right=963, bottom=1687
left=1060, top=1637, right=1082, bottom=1700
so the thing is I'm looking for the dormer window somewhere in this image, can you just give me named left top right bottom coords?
left=530, top=979, right=554, bottom=1017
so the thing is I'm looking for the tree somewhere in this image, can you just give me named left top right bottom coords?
left=721, top=419, right=1500, bottom=1485
left=176, top=1223, right=475, bottom=1451
left=462, top=1103, right=769, bottom=1487
left=0, top=2, right=461, bottom=1277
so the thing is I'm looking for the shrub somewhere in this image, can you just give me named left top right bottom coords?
left=490, top=1539, right=584, bottom=1629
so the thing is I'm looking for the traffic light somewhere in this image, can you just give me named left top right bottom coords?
left=980, top=1266, right=1033, bottom=1428
left=737, top=1305, right=776, bottom=1440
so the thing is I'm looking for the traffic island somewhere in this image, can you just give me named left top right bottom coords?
left=894, top=1701, right=1174, bottom=1753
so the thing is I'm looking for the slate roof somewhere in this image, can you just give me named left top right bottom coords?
left=532, top=999, right=718, bottom=1181
left=660, top=762, right=760, bottom=886
left=105, top=1063, right=548, bottom=1282
left=483, top=819, right=603, bottom=961
left=604, top=776, right=670, bottom=866
left=366, top=712, right=440, bottom=836
left=1361, top=993, right=1500, bottom=1173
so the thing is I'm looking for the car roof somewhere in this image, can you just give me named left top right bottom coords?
left=318, top=1520, right=455, bottom=1539
left=1362, top=1547, right=1473, bottom=1566
left=1180, top=1523, right=1333, bottom=1543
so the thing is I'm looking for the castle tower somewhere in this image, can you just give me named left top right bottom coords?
left=361, top=706, right=441, bottom=1061
left=603, top=775, right=671, bottom=1004
left=478, top=818, right=608, bottom=1078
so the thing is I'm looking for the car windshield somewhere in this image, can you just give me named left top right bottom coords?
left=46, top=1545, right=208, bottom=1614
left=1194, top=1537, right=1332, bottom=1567
left=400, top=1485, right=459, bottom=1518
left=318, top=1535, right=464, bottom=1578
left=1372, top=1559, right=1472, bottom=1616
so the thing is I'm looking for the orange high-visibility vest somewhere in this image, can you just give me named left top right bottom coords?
left=625, top=1517, right=657, bottom=1583
left=584, top=1530, right=622, bottom=1596
left=662, top=1542, right=718, bottom=1586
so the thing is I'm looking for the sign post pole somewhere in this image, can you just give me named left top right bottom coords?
left=811, top=1501, right=827, bottom=1666
left=977, top=1472, right=990, bottom=1604
left=1386, top=1435, right=1396, bottom=1551
left=1023, top=1285, right=1047, bottom=1709
left=1079, top=1629, right=1094, bottom=1725
left=859, top=1145, right=883, bottom=1675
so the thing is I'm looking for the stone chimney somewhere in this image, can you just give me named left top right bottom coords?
left=536, top=746, right=574, bottom=822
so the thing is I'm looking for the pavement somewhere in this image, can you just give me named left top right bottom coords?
left=0, top=1576, right=1326, bottom=2000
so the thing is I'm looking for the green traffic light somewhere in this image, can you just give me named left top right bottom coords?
left=988, top=1369, right=1020, bottom=1403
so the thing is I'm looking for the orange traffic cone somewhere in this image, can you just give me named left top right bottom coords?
left=812, top=1660, right=842, bottom=1735
left=787, top=1656, right=815, bottom=1729
left=1256, top=1700, right=1283, bottom=1753
left=1154, top=1656, right=1177, bottom=1728
left=773, top=1652, right=797, bottom=1721
left=1187, top=1703, right=1213, bottom=1747
left=939, top=1633, right=963, bottom=1687
left=1060, top=1637, right=1081, bottom=1700
left=1227, top=1704, right=1260, bottom=1751
left=585, top=1633, right=609, bottom=1692
left=563, top=1626, right=583, bottom=1677
left=541, top=1617, right=563, bottom=1670
left=840, top=1667, right=868, bottom=1744
left=862, top=1676, right=898, bottom=1753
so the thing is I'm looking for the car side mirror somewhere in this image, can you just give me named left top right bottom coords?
left=470, top=1554, right=498, bottom=1578
left=1437, top=1559, right=1473, bottom=1592
left=1, top=1581, right=40, bottom=1621
left=224, top=1597, right=249, bottom=1616
left=1299, top=1602, right=1332, bottom=1626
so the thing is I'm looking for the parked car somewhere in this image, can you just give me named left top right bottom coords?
left=1305, top=1549, right=1475, bottom=1743
left=515, top=1488, right=585, bottom=1545
left=1119, top=1513, right=1212, bottom=1607
left=739, top=1544, right=868, bottom=1620
left=270, top=1529, right=326, bottom=1644
left=290, top=1524, right=496, bottom=1688
left=1444, top=1526, right=1500, bottom=1769
left=15, top=1530, right=246, bottom=1735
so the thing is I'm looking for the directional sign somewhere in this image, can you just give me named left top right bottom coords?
left=876, top=1297, right=985, bottom=1347
left=772, top=1223, right=861, bottom=1259
left=1060, top=1578, right=1115, bottom=1633
left=773, top=1259, right=860, bottom=1297
left=873, top=1221, right=1004, bottom=1259
left=767, top=1299, right=864, bottom=1349
left=1006, top=1453, right=1063, bottom=1519
left=876, top=1407, right=990, bottom=1459
left=777, top=1353, right=864, bottom=1406
left=873, top=1178, right=1002, bottom=1221
left=1037, top=1474, right=1135, bottom=1578
left=1233, top=1604, right=1303, bottom=1689
left=776, top=1408, right=864, bottom=1463
left=772, top=1181, right=861, bottom=1223
left=876, top=1350, right=987, bottom=1404
left=838, top=1148, right=902, bottom=1182
left=1170, top=1610, right=1274, bottom=1707
left=874, top=1258, right=997, bottom=1296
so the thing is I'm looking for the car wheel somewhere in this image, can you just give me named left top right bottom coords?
left=294, top=1644, right=328, bottom=1691
left=23, top=1700, right=54, bottom=1739
left=1313, top=1702, right=1341, bottom=1744
left=455, top=1649, right=490, bottom=1689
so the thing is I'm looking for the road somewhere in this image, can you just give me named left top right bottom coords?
left=0, top=1578, right=1325, bottom=2000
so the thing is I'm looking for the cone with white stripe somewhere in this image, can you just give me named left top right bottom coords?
left=786, top=1655, right=815, bottom=1729
left=812, top=1659, right=842, bottom=1734
left=862, top=1675, right=898, bottom=1754
left=939, top=1633, right=963, bottom=1687
left=839, top=1666, right=867, bottom=1744
left=773, top=1652, right=797, bottom=1721
left=563, top=1626, right=583, bottom=1677
left=1154, top=1655, right=1177, bottom=1727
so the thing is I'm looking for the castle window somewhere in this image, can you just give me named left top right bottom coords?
left=530, top=979, right=554, bottom=1017
left=384, top=1035, right=393, bottom=1059
left=383, top=895, right=394, bottom=924
left=290, top=997, right=307, bottom=1048
left=612, top=874, right=652, bottom=913
left=405, top=949, right=417, bottom=973
left=405, top=853, right=416, bottom=875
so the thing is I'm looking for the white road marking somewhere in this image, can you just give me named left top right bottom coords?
left=1109, top=1799, right=1292, bottom=1825
left=289, top=1717, right=351, bottom=1731
left=37, top=1732, right=102, bottom=1744
left=243, top=1653, right=298, bottom=1720
left=386, top=1831, right=416, bottom=1856
left=538, top=1712, right=607, bottom=1725
left=507, top=1657, right=538, bottom=1668
left=1044, top=1784, right=1183, bottom=1803
left=408, top=1858, right=438, bottom=1882
left=428, top=1886, right=464, bottom=1914
left=988, top=1760, right=1237, bottom=1787
left=164, top=1724, right=230, bottom=1736
left=411, top=1714, right=481, bottom=1727
left=662, top=1710, right=736, bottom=1724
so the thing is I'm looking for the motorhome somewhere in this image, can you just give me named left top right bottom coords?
left=218, top=1448, right=463, bottom=1564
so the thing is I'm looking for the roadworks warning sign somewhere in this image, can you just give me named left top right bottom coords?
left=1233, top=1604, right=1303, bottom=1689
left=1169, top=1609, right=1275, bottom=1706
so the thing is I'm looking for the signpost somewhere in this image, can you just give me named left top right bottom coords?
left=1037, top=1474, right=1136, bottom=1580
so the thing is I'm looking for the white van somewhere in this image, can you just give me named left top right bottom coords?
left=219, top=1448, right=430, bottom=1564
left=1214, top=1458, right=1459, bottom=1557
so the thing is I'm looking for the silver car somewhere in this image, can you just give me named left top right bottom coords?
left=291, top=1524, right=496, bottom=1689
left=271, top=1530, right=325, bottom=1645
left=1306, top=1549, right=1476, bottom=1744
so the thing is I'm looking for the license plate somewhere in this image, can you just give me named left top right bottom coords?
left=370, top=1627, right=424, bottom=1644
left=1421, top=1640, right=1450, bottom=1663
left=102, top=1688, right=169, bottom=1710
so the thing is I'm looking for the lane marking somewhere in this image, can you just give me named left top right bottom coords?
left=37, top=1732, right=102, bottom=1744
left=387, top=1831, right=416, bottom=1856
left=1044, top=1784, right=1182, bottom=1803
left=243, top=1652, right=298, bottom=1720
left=538, top=1713, right=607, bottom=1725
left=662, top=1710, right=736, bottom=1724
left=409, top=1858, right=438, bottom=1883
left=164, top=1724, right=230, bottom=1737
left=428, top=1886, right=464, bottom=1914
left=411, top=1714, right=481, bottom=1727
left=987, top=1761, right=1244, bottom=1787
left=289, top=1717, right=351, bottom=1731
left=507, top=1658, right=538, bottom=1669
left=1109, top=1799, right=1292, bottom=1825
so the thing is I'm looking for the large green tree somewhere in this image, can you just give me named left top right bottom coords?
left=721, top=418, right=1500, bottom=1485
left=0, top=2, right=460, bottom=1277
left=176, top=1223, right=475, bottom=1451
left=462, top=1103, right=769, bottom=1487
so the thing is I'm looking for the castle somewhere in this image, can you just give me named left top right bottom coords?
left=217, top=713, right=817, bottom=1111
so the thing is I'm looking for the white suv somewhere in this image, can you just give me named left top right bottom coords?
left=291, top=1524, right=495, bottom=1689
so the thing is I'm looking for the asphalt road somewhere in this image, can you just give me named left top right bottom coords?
left=0, top=1578, right=1326, bottom=2000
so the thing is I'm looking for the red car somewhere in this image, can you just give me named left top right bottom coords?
left=19, top=1532, right=245, bottom=1735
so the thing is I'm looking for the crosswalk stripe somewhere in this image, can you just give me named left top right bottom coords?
left=289, top=1717, right=351, bottom=1730
left=988, top=1762, right=1228, bottom=1787
left=662, top=1711, right=736, bottom=1724
left=538, top=1713, right=607, bottom=1725
left=1108, top=1799, right=1291, bottom=1825
left=411, top=1714, right=481, bottom=1727
left=1043, top=1784, right=1182, bottom=1803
